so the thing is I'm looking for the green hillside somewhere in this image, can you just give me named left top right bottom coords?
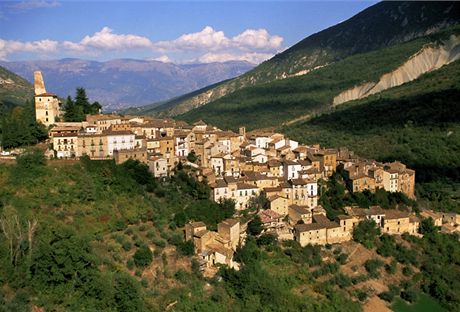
left=150, top=1, right=459, bottom=117
left=177, top=27, right=459, bottom=130
left=0, top=65, right=34, bottom=109
left=0, top=154, right=367, bottom=311
left=2, top=153, right=459, bottom=311
left=282, top=59, right=460, bottom=212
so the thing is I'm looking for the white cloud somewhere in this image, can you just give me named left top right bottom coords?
left=0, top=38, right=58, bottom=60
left=80, top=27, right=152, bottom=50
left=0, top=26, right=285, bottom=64
left=154, top=26, right=283, bottom=53
left=9, top=0, right=61, bottom=11
left=198, top=52, right=274, bottom=64
left=232, top=29, right=283, bottom=50
left=151, top=55, right=172, bottom=63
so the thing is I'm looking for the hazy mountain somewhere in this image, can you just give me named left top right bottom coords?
left=146, top=1, right=460, bottom=117
left=0, top=59, right=254, bottom=111
left=0, top=65, right=33, bottom=109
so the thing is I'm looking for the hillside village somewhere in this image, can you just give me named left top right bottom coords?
left=31, top=71, right=460, bottom=270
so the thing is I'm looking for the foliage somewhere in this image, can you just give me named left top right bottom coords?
left=364, top=259, right=384, bottom=278
left=283, top=60, right=460, bottom=212
left=63, top=88, right=101, bottom=122
left=0, top=100, right=47, bottom=149
left=247, top=215, right=263, bottom=236
left=133, top=245, right=153, bottom=268
left=353, top=219, right=381, bottom=249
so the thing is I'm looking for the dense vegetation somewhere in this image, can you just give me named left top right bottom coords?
left=63, top=87, right=102, bottom=122
left=0, top=100, right=48, bottom=149
left=147, top=2, right=459, bottom=118
left=0, top=155, right=358, bottom=311
left=177, top=27, right=459, bottom=130
left=283, top=59, right=460, bottom=212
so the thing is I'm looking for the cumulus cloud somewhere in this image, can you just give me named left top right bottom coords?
left=0, top=38, right=58, bottom=60
left=80, top=27, right=152, bottom=50
left=154, top=26, right=282, bottom=53
left=198, top=52, right=273, bottom=64
left=0, top=26, right=285, bottom=64
left=232, top=29, right=283, bottom=50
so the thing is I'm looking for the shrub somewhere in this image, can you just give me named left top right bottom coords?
left=401, top=288, right=418, bottom=303
left=402, top=266, right=413, bottom=277
left=353, top=219, right=381, bottom=249
left=122, top=241, right=132, bottom=252
left=177, top=241, right=194, bottom=256
left=133, top=245, right=153, bottom=267
left=364, top=259, right=384, bottom=278
left=385, top=259, right=397, bottom=274
left=379, top=285, right=401, bottom=303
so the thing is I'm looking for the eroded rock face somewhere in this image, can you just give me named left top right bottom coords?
left=333, top=35, right=460, bottom=106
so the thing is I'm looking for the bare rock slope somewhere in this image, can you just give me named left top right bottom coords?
left=333, top=35, right=460, bottom=106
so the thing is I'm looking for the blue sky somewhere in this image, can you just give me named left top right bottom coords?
left=0, top=0, right=378, bottom=63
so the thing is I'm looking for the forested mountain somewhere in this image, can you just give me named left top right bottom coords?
left=147, top=1, right=459, bottom=117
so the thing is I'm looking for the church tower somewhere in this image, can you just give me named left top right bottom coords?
left=34, top=71, right=62, bottom=127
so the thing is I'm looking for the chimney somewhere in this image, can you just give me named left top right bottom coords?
left=239, top=126, right=246, bottom=136
left=34, top=71, right=46, bottom=95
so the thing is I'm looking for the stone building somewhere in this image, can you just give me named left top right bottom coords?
left=34, top=71, right=62, bottom=127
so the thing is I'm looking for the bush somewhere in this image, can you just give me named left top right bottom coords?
left=353, top=219, right=381, bottom=249
left=378, top=285, right=400, bottom=303
left=177, top=241, right=194, bottom=256
left=256, top=234, right=277, bottom=246
left=336, top=253, right=348, bottom=265
left=401, top=288, right=418, bottom=303
left=402, top=266, right=413, bottom=277
left=385, top=259, right=397, bottom=274
left=133, top=245, right=153, bottom=268
left=122, top=241, right=132, bottom=252
left=247, top=215, right=263, bottom=236
left=364, top=259, right=384, bottom=278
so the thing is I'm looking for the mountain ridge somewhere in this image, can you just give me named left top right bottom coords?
left=148, top=1, right=460, bottom=117
left=0, top=59, right=254, bottom=111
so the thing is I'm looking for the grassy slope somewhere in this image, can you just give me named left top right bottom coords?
left=282, top=60, right=460, bottom=211
left=177, top=28, right=458, bottom=131
left=0, top=65, right=34, bottom=109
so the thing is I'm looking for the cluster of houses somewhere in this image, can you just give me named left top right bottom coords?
left=35, top=71, right=459, bottom=269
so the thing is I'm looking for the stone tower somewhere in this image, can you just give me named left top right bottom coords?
left=34, top=71, right=61, bottom=127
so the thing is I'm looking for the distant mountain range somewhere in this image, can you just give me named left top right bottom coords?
left=138, top=1, right=460, bottom=118
left=0, top=59, right=254, bottom=111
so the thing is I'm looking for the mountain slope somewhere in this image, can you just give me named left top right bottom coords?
left=152, top=1, right=460, bottom=116
left=0, top=65, right=33, bottom=109
left=177, top=27, right=460, bottom=130
left=0, top=59, right=253, bottom=111
left=282, top=59, right=460, bottom=210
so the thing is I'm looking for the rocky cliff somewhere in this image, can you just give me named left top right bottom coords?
left=333, top=35, right=460, bottom=105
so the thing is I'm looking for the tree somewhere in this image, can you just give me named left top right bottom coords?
left=353, top=219, right=380, bottom=249
left=133, top=245, right=153, bottom=268
left=419, top=217, right=437, bottom=235
left=247, top=215, right=263, bottom=236
left=1, top=101, right=47, bottom=149
left=63, top=88, right=101, bottom=122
